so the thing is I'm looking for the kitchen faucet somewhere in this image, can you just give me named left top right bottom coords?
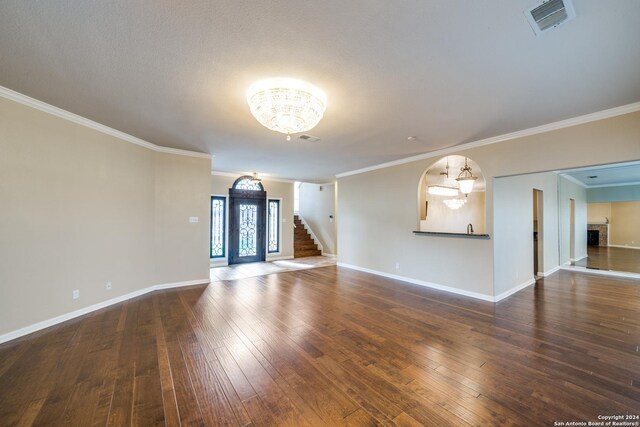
left=467, top=223, right=474, bottom=234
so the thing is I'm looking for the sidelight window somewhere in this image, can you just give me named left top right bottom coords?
left=210, top=196, right=226, bottom=258
left=268, top=199, right=280, bottom=253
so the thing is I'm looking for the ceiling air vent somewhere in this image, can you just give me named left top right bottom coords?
left=525, top=0, right=576, bottom=36
left=298, top=134, right=321, bottom=142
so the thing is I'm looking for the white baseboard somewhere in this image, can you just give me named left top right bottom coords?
left=608, top=244, right=640, bottom=250
left=569, top=253, right=588, bottom=262
left=337, top=262, right=495, bottom=302
left=494, top=278, right=536, bottom=302
left=266, top=255, right=294, bottom=261
left=560, top=265, right=640, bottom=280
left=541, top=265, right=561, bottom=277
left=0, top=278, right=210, bottom=345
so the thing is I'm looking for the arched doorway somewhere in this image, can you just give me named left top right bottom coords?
left=228, top=176, right=266, bottom=264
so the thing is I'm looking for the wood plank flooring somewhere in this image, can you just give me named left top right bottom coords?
left=1, top=267, right=639, bottom=426
left=575, top=245, right=640, bottom=274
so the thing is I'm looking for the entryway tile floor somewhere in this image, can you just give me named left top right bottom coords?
left=210, top=255, right=336, bottom=281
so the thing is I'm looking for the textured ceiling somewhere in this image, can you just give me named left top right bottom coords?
left=1, top=1, right=639, bottom=182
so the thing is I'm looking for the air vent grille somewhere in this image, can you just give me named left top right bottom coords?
left=525, top=0, right=575, bottom=35
left=298, top=134, right=321, bottom=142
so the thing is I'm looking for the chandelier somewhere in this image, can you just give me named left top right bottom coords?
left=456, top=157, right=478, bottom=194
left=428, top=157, right=459, bottom=197
left=247, top=78, right=327, bottom=140
left=443, top=198, right=467, bottom=209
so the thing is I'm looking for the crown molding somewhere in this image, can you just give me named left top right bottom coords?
left=0, top=85, right=212, bottom=160
left=211, top=170, right=297, bottom=183
left=586, top=181, right=640, bottom=189
left=211, top=170, right=243, bottom=178
left=335, top=101, right=640, bottom=178
left=559, top=174, right=588, bottom=188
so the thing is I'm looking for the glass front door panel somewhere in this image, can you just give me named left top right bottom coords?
left=238, top=203, right=258, bottom=257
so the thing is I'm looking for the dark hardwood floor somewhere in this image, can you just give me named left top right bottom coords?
left=575, top=245, right=640, bottom=274
left=1, top=266, right=639, bottom=426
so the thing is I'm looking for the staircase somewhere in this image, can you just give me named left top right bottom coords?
left=294, top=215, right=321, bottom=258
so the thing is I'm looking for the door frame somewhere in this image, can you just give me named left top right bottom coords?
left=228, top=186, right=267, bottom=265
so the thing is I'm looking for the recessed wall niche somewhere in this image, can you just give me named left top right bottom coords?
left=418, top=155, right=486, bottom=234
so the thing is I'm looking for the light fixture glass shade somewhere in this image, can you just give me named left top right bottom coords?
left=443, top=198, right=466, bottom=209
left=428, top=185, right=459, bottom=197
left=247, top=78, right=327, bottom=136
left=457, top=177, right=476, bottom=194
left=456, top=158, right=478, bottom=194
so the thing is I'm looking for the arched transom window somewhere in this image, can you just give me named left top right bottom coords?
left=232, top=176, right=264, bottom=191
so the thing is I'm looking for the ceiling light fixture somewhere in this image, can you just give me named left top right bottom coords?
left=428, top=185, right=459, bottom=197
left=443, top=198, right=466, bottom=210
left=428, top=157, right=459, bottom=196
left=250, top=172, right=261, bottom=184
left=246, top=78, right=327, bottom=141
left=456, top=158, right=478, bottom=194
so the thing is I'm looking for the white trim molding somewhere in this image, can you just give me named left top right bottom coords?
left=559, top=174, right=588, bottom=188
left=211, top=170, right=297, bottom=183
left=541, top=265, right=561, bottom=277
left=608, top=244, right=640, bottom=250
left=266, top=255, right=295, bottom=261
left=494, top=278, right=537, bottom=302
left=0, top=85, right=212, bottom=160
left=560, top=265, right=640, bottom=281
left=335, top=102, right=640, bottom=178
left=337, top=262, right=496, bottom=302
left=0, top=278, right=210, bottom=345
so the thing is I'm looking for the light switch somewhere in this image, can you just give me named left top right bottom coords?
left=189, top=217, right=199, bottom=223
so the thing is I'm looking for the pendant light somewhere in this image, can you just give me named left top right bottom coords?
left=428, top=157, right=459, bottom=196
left=456, top=158, right=477, bottom=194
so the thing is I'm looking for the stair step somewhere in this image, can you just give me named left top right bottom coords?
left=293, top=215, right=320, bottom=258
left=294, top=249, right=322, bottom=258
left=295, top=242, right=318, bottom=250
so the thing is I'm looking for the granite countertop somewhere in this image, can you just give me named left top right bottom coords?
left=413, top=231, right=490, bottom=239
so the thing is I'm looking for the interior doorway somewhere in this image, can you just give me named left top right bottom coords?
left=533, top=189, right=544, bottom=277
left=569, top=198, right=576, bottom=262
left=228, top=176, right=266, bottom=265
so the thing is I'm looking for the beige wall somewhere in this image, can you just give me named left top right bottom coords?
left=298, top=182, right=336, bottom=254
left=337, top=111, right=640, bottom=298
left=211, top=174, right=294, bottom=261
left=0, top=96, right=211, bottom=337
left=155, top=153, right=211, bottom=284
left=587, top=203, right=611, bottom=224
left=559, top=176, right=588, bottom=263
left=610, top=202, right=640, bottom=248
left=494, top=172, right=559, bottom=295
left=421, top=191, right=486, bottom=234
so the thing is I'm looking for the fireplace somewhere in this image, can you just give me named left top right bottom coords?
left=587, top=224, right=608, bottom=246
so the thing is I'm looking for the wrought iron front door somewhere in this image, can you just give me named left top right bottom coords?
left=229, top=194, right=266, bottom=265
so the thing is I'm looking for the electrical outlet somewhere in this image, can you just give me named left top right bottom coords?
left=72, top=289, right=80, bottom=300
left=189, top=216, right=199, bottom=223
left=106, top=282, right=112, bottom=291
left=395, top=263, right=400, bottom=270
